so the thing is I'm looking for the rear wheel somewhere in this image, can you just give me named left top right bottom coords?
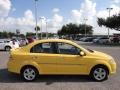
left=90, top=66, right=108, bottom=81
left=5, top=46, right=11, bottom=51
left=21, top=66, right=38, bottom=81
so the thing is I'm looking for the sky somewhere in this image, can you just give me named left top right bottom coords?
left=0, top=0, right=120, bottom=35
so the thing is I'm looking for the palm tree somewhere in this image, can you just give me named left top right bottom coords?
left=34, top=26, right=40, bottom=31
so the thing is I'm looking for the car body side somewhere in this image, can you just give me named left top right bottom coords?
left=7, top=39, right=116, bottom=75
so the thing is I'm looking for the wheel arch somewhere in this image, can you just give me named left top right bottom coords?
left=4, top=45, right=11, bottom=49
left=20, top=65, right=39, bottom=75
left=19, top=62, right=40, bottom=74
left=89, top=64, right=110, bottom=75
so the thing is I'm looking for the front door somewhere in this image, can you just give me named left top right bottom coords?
left=56, top=42, right=87, bottom=74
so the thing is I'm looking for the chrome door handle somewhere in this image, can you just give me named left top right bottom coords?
left=32, top=56, right=38, bottom=59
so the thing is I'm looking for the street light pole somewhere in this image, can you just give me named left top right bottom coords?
left=39, top=17, right=44, bottom=39
left=34, top=0, right=38, bottom=39
left=40, top=18, right=42, bottom=39
left=84, top=18, right=88, bottom=37
left=106, top=8, right=113, bottom=38
left=46, top=21, right=48, bottom=39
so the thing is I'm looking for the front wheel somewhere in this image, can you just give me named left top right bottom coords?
left=21, top=67, right=38, bottom=81
left=90, top=66, right=108, bottom=81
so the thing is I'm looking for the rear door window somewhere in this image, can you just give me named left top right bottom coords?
left=30, top=42, right=57, bottom=54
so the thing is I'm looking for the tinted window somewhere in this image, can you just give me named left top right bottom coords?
left=30, top=42, right=57, bottom=54
left=57, top=43, right=80, bottom=55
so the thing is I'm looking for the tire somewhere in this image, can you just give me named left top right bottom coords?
left=5, top=46, right=11, bottom=51
left=21, top=66, right=38, bottom=81
left=90, top=66, right=108, bottom=81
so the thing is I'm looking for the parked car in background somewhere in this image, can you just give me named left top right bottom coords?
left=19, top=38, right=28, bottom=46
left=27, top=38, right=34, bottom=44
left=98, top=37, right=110, bottom=44
left=79, top=37, right=87, bottom=41
left=93, top=37, right=101, bottom=43
left=74, top=37, right=82, bottom=41
left=110, top=36, right=120, bottom=44
left=83, top=37, right=95, bottom=42
left=0, top=39, right=19, bottom=51
left=93, top=37, right=110, bottom=44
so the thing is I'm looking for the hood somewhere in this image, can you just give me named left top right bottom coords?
left=90, top=50, right=113, bottom=60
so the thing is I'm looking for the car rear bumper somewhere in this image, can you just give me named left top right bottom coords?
left=7, top=60, right=20, bottom=74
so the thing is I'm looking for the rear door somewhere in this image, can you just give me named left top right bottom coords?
left=30, top=42, right=59, bottom=74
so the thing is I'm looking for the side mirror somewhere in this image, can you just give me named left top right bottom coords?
left=79, top=51, right=86, bottom=56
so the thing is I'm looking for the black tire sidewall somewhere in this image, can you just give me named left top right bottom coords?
left=21, top=67, right=38, bottom=82
left=5, top=46, right=11, bottom=51
left=90, top=66, right=108, bottom=81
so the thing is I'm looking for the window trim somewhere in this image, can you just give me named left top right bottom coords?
left=30, top=42, right=58, bottom=54
left=30, top=41, right=81, bottom=55
left=56, top=42, right=80, bottom=55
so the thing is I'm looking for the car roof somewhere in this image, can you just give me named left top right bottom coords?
left=0, top=39, right=11, bottom=41
left=34, top=39, right=74, bottom=43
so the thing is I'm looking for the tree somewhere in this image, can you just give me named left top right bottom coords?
left=34, top=26, right=40, bottom=31
left=57, top=23, right=93, bottom=36
left=26, top=32, right=36, bottom=37
left=2, top=31, right=9, bottom=38
left=0, top=31, right=25, bottom=38
left=78, top=24, right=93, bottom=35
left=97, top=13, right=120, bottom=31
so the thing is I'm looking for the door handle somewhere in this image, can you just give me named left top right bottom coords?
left=32, top=56, right=38, bottom=59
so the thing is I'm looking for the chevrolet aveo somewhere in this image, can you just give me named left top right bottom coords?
left=7, top=39, right=116, bottom=81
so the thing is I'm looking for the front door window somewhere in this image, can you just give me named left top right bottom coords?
left=57, top=42, right=80, bottom=55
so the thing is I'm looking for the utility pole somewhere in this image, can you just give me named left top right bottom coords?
left=39, top=17, right=44, bottom=39
left=84, top=18, right=88, bottom=37
left=34, top=0, right=38, bottom=39
left=46, top=20, right=48, bottom=39
left=106, top=8, right=113, bottom=38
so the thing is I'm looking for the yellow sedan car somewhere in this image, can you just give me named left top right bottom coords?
left=7, top=39, right=116, bottom=81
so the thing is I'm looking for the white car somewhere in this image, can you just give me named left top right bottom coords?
left=0, top=39, right=19, bottom=51
left=93, top=37, right=110, bottom=44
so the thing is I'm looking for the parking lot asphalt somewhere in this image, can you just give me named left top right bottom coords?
left=0, top=42, right=120, bottom=90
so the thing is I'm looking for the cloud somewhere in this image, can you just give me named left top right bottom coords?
left=0, top=10, right=35, bottom=33
left=70, top=0, right=96, bottom=25
left=0, top=0, right=11, bottom=17
left=71, top=10, right=82, bottom=24
left=0, top=0, right=119, bottom=35
left=70, top=0, right=120, bottom=35
left=97, top=4, right=120, bottom=18
left=52, top=8, right=60, bottom=13
left=45, top=13, right=63, bottom=33
left=0, top=9, right=64, bottom=34
left=111, top=0, right=120, bottom=4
